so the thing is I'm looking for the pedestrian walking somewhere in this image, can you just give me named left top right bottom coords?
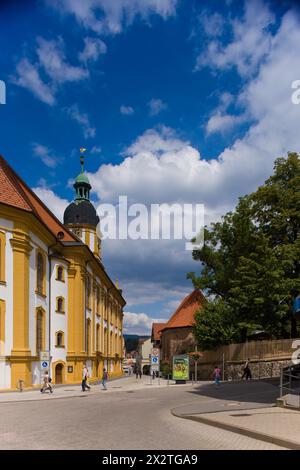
left=101, top=368, right=108, bottom=390
left=82, top=364, right=91, bottom=392
left=139, top=368, right=142, bottom=379
left=40, top=371, right=53, bottom=394
left=213, top=365, right=221, bottom=385
left=242, top=358, right=252, bottom=380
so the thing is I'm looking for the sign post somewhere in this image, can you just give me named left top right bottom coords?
left=150, top=348, right=160, bottom=384
left=39, top=351, right=50, bottom=384
left=172, top=354, right=189, bottom=384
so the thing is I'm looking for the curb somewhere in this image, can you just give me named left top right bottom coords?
left=0, top=380, right=171, bottom=404
left=0, top=391, right=98, bottom=405
left=171, top=409, right=300, bottom=450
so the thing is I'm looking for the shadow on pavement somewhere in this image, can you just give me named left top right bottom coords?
left=186, top=379, right=280, bottom=406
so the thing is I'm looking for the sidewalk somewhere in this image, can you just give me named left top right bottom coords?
left=0, top=375, right=178, bottom=403
left=172, top=379, right=300, bottom=450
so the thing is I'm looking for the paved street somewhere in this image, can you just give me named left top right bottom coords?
left=0, top=376, right=285, bottom=450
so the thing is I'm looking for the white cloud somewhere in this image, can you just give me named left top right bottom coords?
left=206, top=111, right=247, bottom=135
left=123, top=311, right=167, bottom=335
left=46, top=0, right=178, bottom=35
left=205, top=90, right=246, bottom=135
left=219, top=92, right=234, bottom=109
left=120, top=105, right=134, bottom=115
left=87, top=3, right=300, bottom=283
left=90, top=146, right=101, bottom=154
left=66, top=104, right=96, bottom=139
left=14, top=37, right=89, bottom=105
left=36, top=37, right=88, bottom=83
left=148, top=98, right=167, bottom=116
left=198, top=11, right=224, bottom=37
left=79, top=37, right=107, bottom=63
left=124, top=125, right=186, bottom=157
left=12, top=59, right=55, bottom=105
left=33, top=187, right=70, bottom=222
left=120, top=276, right=190, bottom=308
left=196, top=0, right=276, bottom=77
left=32, top=143, right=61, bottom=168
left=32, top=6, right=300, bottom=319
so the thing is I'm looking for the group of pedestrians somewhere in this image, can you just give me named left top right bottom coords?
left=40, top=365, right=109, bottom=394
left=82, top=364, right=108, bottom=391
left=41, top=358, right=253, bottom=392
left=213, top=358, right=252, bottom=385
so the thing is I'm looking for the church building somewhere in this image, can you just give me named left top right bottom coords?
left=159, top=289, right=205, bottom=362
left=0, top=152, right=125, bottom=390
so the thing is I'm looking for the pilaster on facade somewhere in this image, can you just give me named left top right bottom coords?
left=0, top=154, right=126, bottom=390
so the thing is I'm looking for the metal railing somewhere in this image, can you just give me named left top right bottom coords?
left=279, top=364, right=300, bottom=408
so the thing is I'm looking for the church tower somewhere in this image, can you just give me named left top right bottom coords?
left=63, top=149, right=101, bottom=259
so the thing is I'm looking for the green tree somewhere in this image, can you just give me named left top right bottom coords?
left=193, top=300, right=241, bottom=350
left=190, top=153, right=300, bottom=349
left=250, top=153, right=300, bottom=336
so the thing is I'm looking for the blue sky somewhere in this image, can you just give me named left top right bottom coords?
left=1, top=0, right=300, bottom=334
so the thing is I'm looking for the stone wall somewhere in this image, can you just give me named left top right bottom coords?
left=196, top=358, right=292, bottom=381
left=160, top=332, right=298, bottom=381
left=193, top=338, right=298, bottom=381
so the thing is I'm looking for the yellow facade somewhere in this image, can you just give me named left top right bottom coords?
left=0, top=157, right=125, bottom=390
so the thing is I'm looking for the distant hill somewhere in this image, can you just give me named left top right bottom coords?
left=124, top=334, right=150, bottom=353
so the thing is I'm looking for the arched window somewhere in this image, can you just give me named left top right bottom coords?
left=0, top=231, right=6, bottom=283
left=96, top=324, right=100, bottom=351
left=86, top=319, right=91, bottom=355
left=110, top=329, right=113, bottom=355
left=37, top=252, right=44, bottom=294
left=86, top=276, right=91, bottom=309
left=56, top=331, right=64, bottom=347
left=56, top=297, right=65, bottom=313
left=104, top=323, right=108, bottom=355
left=56, top=265, right=64, bottom=282
left=36, top=309, right=44, bottom=354
left=0, top=299, right=5, bottom=355
left=96, top=286, right=100, bottom=314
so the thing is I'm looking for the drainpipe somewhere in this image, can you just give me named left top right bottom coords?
left=106, top=287, right=113, bottom=370
left=84, top=261, right=88, bottom=354
left=48, top=242, right=58, bottom=377
left=85, top=260, right=92, bottom=356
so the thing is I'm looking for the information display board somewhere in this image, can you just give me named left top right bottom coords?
left=172, top=354, right=189, bottom=381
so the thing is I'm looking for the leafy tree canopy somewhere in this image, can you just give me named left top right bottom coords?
left=189, top=153, right=300, bottom=350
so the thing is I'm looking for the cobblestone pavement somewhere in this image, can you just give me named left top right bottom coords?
left=0, top=377, right=285, bottom=450
left=184, top=407, right=300, bottom=449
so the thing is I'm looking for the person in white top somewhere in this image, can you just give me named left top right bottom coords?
left=40, top=371, right=53, bottom=393
left=82, top=365, right=91, bottom=391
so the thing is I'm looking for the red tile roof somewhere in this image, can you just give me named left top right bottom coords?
left=162, top=290, right=205, bottom=330
left=151, top=323, right=167, bottom=341
left=0, top=155, right=77, bottom=242
left=0, top=157, right=32, bottom=211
